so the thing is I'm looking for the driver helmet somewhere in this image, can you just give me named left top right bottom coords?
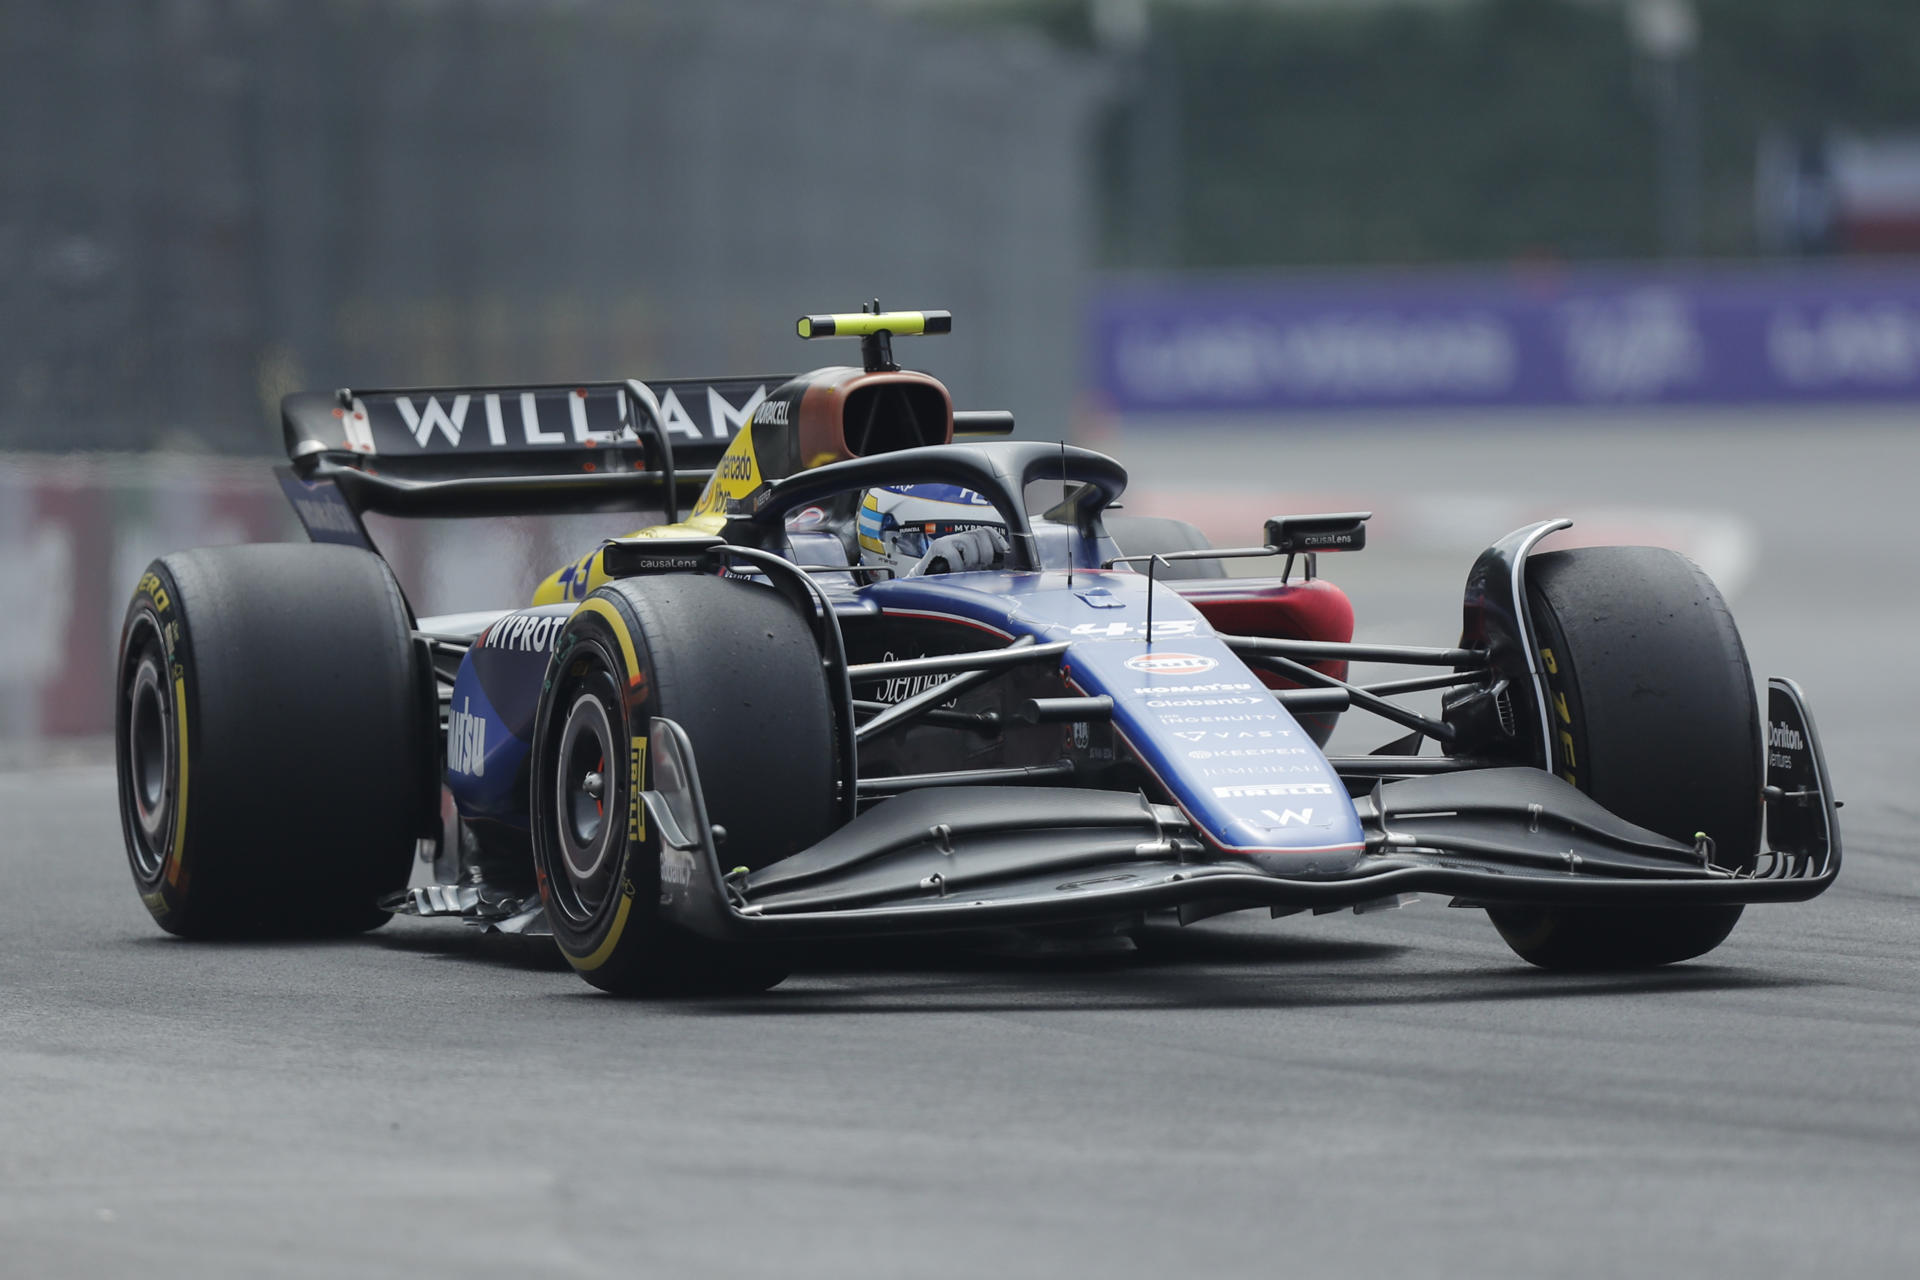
left=857, top=484, right=1007, bottom=577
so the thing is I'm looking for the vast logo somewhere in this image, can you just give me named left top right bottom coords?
left=1124, top=651, right=1216, bottom=676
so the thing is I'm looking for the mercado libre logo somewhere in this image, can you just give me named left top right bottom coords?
left=1123, top=652, right=1217, bottom=676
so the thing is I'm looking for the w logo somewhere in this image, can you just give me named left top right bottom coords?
left=1259, top=808, right=1315, bottom=827
left=395, top=395, right=471, bottom=447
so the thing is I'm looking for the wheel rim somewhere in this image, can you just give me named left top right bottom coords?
left=122, top=632, right=174, bottom=881
left=550, top=685, right=623, bottom=920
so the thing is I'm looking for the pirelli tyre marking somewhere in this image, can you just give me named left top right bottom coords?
left=573, top=884, right=635, bottom=974
left=574, top=597, right=640, bottom=687
left=550, top=595, right=648, bottom=974
left=128, top=568, right=193, bottom=912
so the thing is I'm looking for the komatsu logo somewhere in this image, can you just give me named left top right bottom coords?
left=1769, top=722, right=1804, bottom=751
left=448, top=697, right=486, bottom=777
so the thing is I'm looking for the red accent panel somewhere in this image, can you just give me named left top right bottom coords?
left=1177, top=576, right=1355, bottom=690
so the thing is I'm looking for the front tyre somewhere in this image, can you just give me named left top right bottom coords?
left=116, top=545, right=430, bottom=938
left=1489, top=547, right=1762, bottom=969
left=531, top=574, right=837, bottom=996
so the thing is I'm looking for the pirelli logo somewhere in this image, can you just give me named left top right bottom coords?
left=637, top=736, right=660, bottom=844
left=628, top=736, right=648, bottom=843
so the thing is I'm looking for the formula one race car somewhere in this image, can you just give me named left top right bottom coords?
left=113, top=306, right=1841, bottom=994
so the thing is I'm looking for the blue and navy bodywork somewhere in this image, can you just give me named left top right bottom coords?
left=442, top=564, right=1364, bottom=872
left=858, top=570, right=1365, bottom=870
left=444, top=605, right=573, bottom=830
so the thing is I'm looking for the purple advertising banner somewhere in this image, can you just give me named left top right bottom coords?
left=1091, top=264, right=1920, bottom=412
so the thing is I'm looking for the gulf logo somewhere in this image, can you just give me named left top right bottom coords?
left=1123, top=651, right=1217, bottom=676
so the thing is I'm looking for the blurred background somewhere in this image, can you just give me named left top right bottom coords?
left=4, top=0, right=1917, bottom=744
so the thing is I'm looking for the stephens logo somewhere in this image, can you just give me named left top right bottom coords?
left=1124, top=652, right=1217, bottom=676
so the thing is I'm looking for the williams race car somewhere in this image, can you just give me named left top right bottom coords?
left=114, top=307, right=1840, bottom=994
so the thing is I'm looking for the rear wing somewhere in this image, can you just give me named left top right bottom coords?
left=278, top=376, right=788, bottom=535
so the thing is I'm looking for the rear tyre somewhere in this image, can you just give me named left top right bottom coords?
left=530, top=574, right=838, bottom=996
left=1103, top=514, right=1226, bottom=580
left=115, top=545, right=429, bottom=938
left=1489, top=547, right=1762, bottom=969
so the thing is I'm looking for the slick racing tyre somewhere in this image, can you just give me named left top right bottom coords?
left=531, top=573, right=837, bottom=996
left=1489, top=547, right=1763, bottom=969
left=116, top=544, right=430, bottom=938
left=1103, top=514, right=1226, bottom=581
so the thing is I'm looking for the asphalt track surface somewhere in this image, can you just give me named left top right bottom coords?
left=4, top=412, right=1917, bottom=1278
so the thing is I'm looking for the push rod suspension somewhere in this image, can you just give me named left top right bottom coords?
left=1220, top=634, right=1481, bottom=667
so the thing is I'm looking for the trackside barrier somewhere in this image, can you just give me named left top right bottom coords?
left=0, top=454, right=643, bottom=741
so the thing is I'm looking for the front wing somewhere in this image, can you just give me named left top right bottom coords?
left=643, top=679, right=1838, bottom=944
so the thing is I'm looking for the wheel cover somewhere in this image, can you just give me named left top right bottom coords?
left=547, top=673, right=626, bottom=923
left=121, top=625, right=174, bottom=882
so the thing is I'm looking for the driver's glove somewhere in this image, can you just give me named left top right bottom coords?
left=915, top=526, right=1009, bottom=575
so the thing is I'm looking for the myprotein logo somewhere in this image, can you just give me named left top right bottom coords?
left=1124, top=652, right=1216, bottom=676
left=482, top=612, right=566, bottom=653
